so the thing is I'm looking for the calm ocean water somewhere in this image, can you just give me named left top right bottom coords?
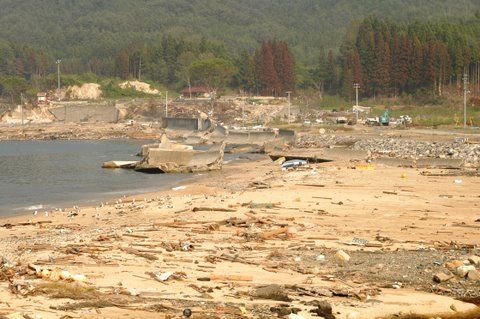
left=0, top=140, right=190, bottom=216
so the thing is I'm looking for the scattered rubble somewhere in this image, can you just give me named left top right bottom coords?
left=355, top=138, right=480, bottom=165
left=297, top=133, right=480, bottom=165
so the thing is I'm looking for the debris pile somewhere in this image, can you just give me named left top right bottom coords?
left=298, top=133, right=480, bottom=165
left=354, top=138, right=480, bottom=164
left=297, top=134, right=358, bottom=148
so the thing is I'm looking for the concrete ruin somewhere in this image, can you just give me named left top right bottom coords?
left=161, top=117, right=211, bottom=131
left=49, top=103, right=119, bottom=123
left=104, top=135, right=225, bottom=173
left=219, top=126, right=296, bottom=154
left=135, top=136, right=225, bottom=173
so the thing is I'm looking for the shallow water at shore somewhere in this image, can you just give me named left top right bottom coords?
left=0, top=140, right=190, bottom=215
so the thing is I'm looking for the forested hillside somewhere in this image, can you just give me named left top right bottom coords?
left=0, top=0, right=479, bottom=63
left=2, top=0, right=480, bottom=102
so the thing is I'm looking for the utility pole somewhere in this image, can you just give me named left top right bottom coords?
left=165, top=91, right=168, bottom=117
left=286, top=91, right=292, bottom=124
left=463, top=72, right=468, bottom=127
left=56, top=59, right=61, bottom=101
left=353, top=83, right=360, bottom=122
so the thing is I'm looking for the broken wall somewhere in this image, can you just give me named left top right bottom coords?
left=49, top=104, right=119, bottom=123
left=162, top=117, right=211, bottom=131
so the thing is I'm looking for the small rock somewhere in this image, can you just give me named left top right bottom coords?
left=335, top=250, right=350, bottom=264
left=467, top=269, right=480, bottom=281
left=309, top=300, right=336, bottom=319
left=444, top=260, right=464, bottom=269
left=455, top=265, right=476, bottom=277
left=433, top=271, right=453, bottom=283
left=346, top=312, right=360, bottom=319
left=183, top=309, right=192, bottom=317
left=270, top=306, right=301, bottom=317
left=468, top=255, right=480, bottom=265
left=252, top=284, right=292, bottom=301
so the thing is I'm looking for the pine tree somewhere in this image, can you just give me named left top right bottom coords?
left=325, top=50, right=338, bottom=94
left=423, top=40, right=437, bottom=94
left=254, top=41, right=280, bottom=96
left=116, top=50, right=130, bottom=79
left=372, top=35, right=391, bottom=96
left=409, top=35, right=423, bottom=90
left=398, top=35, right=412, bottom=92
left=235, top=49, right=255, bottom=93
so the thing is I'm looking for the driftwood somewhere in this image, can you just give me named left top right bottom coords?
left=383, top=191, right=398, bottom=195
left=296, top=184, right=325, bottom=187
left=259, top=227, right=288, bottom=240
left=122, top=233, right=150, bottom=239
left=192, top=207, right=236, bottom=212
left=197, top=274, right=253, bottom=282
left=119, top=247, right=158, bottom=261
left=1, top=220, right=52, bottom=228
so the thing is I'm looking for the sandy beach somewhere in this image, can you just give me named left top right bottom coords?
left=1, top=143, right=479, bottom=319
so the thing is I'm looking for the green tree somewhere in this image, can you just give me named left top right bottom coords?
left=177, top=51, right=197, bottom=95
left=234, top=49, right=255, bottom=93
left=190, top=58, right=237, bottom=93
left=0, top=76, right=28, bottom=103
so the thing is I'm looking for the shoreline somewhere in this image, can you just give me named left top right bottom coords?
left=0, top=155, right=254, bottom=223
left=1, top=132, right=479, bottom=318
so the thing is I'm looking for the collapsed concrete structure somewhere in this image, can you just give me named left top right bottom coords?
left=217, top=126, right=296, bottom=154
left=161, top=117, right=211, bottom=131
left=104, top=135, right=225, bottom=173
left=136, top=135, right=224, bottom=173
left=163, top=124, right=295, bottom=154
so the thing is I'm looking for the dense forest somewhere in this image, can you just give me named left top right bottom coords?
left=1, top=0, right=479, bottom=64
left=319, top=16, right=480, bottom=100
left=2, top=0, right=480, bottom=102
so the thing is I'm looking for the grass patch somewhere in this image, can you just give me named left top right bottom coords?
left=101, top=80, right=152, bottom=99
left=370, top=104, right=480, bottom=126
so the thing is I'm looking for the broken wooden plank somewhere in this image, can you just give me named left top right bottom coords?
left=197, top=274, right=253, bottom=282
left=119, top=247, right=158, bottom=261
left=296, top=183, right=326, bottom=188
left=192, top=207, right=236, bottom=212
